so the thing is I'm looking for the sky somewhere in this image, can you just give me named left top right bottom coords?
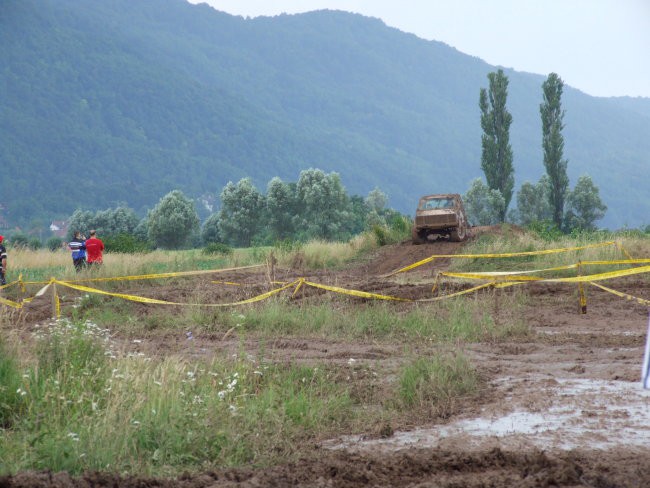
left=188, top=0, right=650, bottom=98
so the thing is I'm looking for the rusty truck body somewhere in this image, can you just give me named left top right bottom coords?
left=412, top=193, right=468, bottom=243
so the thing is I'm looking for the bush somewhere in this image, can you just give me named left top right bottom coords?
left=526, top=219, right=564, bottom=241
left=27, top=237, right=42, bottom=250
left=372, top=224, right=389, bottom=246
left=273, top=238, right=302, bottom=254
left=203, top=242, right=234, bottom=256
left=102, top=233, right=151, bottom=253
left=9, top=232, right=28, bottom=248
left=46, top=236, right=64, bottom=251
left=371, top=214, right=411, bottom=247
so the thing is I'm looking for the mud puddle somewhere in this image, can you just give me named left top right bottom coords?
left=325, top=377, right=650, bottom=453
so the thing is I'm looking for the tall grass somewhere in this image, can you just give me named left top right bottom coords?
left=0, top=337, right=25, bottom=428
left=8, top=248, right=265, bottom=283
left=8, top=231, right=384, bottom=284
left=0, top=319, right=358, bottom=475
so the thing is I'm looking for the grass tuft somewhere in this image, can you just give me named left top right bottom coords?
left=397, top=352, right=480, bottom=415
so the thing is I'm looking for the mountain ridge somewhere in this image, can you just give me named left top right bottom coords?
left=1, top=0, right=648, bottom=228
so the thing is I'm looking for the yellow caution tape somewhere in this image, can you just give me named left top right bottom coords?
left=441, top=271, right=544, bottom=282
left=18, top=264, right=267, bottom=286
left=441, top=263, right=579, bottom=276
left=303, top=280, right=411, bottom=302
left=385, top=241, right=617, bottom=276
left=430, top=259, right=650, bottom=280
left=440, top=264, right=650, bottom=284
left=616, top=242, right=635, bottom=260
left=0, top=280, right=20, bottom=291
left=544, top=264, right=650, bottom=283
left=0, top=296, right=24, bottom=309
left=442, top=240, right=617, bottom=259
left=417, top=281, right=523, bottom=302
left=384, top=256, right=436, bottom=276
left=67, top=264, right=266, bottom=283
left=53, top=279, right=299, bottom=307
left=589, top=282, right=650, bottom=306
left=292, top=279, right=305, bottom=297
left=211, top=281, right=243, bottom=286
left=580, top=259, right=650, bottom=265
left=55, top=289, right=61, bottom=319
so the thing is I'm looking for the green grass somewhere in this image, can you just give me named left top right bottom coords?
left=78, top=294, right=530, bottom=343
left=0, top=337, right=25, bottom=429
left=0, top=319, right=360, bottom=475
left=0, top=317, right=486, bottom=476
left=397, top=353, right=480, bottom=415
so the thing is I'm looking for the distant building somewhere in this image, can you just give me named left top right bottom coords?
left=50, top=220, right=69, bottom=238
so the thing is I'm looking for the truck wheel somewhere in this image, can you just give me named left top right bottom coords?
left=450, top=224, right=467, bottom=242
left=412, top=227, right=425, bottom=245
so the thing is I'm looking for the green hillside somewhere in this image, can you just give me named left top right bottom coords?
left=1, top=0, right=649, bottom=228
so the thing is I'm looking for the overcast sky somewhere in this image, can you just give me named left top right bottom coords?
left=188, top=0, right=650, bottom=98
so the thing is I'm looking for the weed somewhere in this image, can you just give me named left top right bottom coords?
left=397, top=352, right=479, bottom=415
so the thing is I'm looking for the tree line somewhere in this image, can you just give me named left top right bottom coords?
left=62, top=169, right=399, bottom=251
left=466, top=70, right=607, bottom=232
left=26, top=71, right=610, bottom=252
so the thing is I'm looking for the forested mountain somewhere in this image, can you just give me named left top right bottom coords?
left=1, top=0, right=649, bottom=228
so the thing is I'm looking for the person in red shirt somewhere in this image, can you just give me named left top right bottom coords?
left=85, top=230, right=105, bottom=266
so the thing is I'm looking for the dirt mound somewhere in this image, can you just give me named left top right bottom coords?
left=367, top=239, right=465, bottom=277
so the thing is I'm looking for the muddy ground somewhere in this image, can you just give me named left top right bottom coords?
left=4, top=232, right=650, bottom=487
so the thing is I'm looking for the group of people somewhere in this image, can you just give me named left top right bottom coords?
left=68, top=229, right=104, bottom=271
left=0, top=231, right=104, bottom=289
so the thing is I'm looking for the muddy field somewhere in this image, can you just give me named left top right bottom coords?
left=4, top=235, right=650, bottom=487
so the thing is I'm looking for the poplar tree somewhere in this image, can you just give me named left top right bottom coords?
left=540, top=72, right=569, bottom=229
left=266, top=177, right=296, bottom=240
left=479, top=69, right=514, bottom=221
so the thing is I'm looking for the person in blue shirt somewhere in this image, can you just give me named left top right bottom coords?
left=68, top=231, right=86, bottom=271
